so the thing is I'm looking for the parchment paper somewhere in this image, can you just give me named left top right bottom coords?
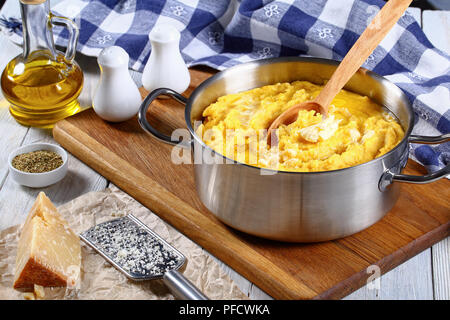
left=0, top=186, right=247, bottom=300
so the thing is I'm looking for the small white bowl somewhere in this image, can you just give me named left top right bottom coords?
left=8, top=143, right=68, bottom=188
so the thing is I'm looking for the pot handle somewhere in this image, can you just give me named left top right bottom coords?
left=379, top=133, right=450, bottom=191
left=138, top=88, right=191, bottom=148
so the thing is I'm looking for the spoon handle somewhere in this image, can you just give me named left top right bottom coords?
left=315, top=0, right=412, bottom=110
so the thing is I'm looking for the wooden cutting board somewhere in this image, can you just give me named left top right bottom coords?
left=53, top=67, right=450, bottom=300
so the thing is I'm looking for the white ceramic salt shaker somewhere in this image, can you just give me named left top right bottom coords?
left=93, top=46, right=142, bottom=122
left=142, top=24, right=190, bottom=93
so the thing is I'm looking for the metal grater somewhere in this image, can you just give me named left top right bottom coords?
left=80, top=214, right=208, bottom=300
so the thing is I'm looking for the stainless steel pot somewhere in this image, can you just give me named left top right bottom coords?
left=138, top=57, right=449, bottom=242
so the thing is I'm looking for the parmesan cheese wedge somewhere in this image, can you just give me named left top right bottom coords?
left=34, top=284, right=45, bottom=299
left=13, top=192, right=81, bottom=291
left=23, top=292, right=35, bottom=300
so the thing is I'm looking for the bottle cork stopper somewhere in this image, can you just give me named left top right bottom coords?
left=20, top=0, right=46, bottom=4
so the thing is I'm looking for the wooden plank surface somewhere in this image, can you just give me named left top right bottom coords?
left=0, top=36, right=28, bottom=190
left=52, top=66, right=450, bottom=299
left=432, top=239, right=450, bottom=299
left=422, top=9, right=450, bottom=301
left=345, top=6, right=450, bottom=301
left=345, top=249, right=433, bottom=299
left=0, top=1, right=108, bottom=230
left=423, top=10, right=450, bottom=53
left=0, top=0, right=448, bottom=299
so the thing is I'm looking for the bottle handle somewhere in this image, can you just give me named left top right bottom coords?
left=49, top=13, right=79, bottom=62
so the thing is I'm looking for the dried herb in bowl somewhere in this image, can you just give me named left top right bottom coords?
left=12, top=150, right=64, bottom=173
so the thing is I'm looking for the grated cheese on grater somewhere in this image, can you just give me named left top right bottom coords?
left=83, top=218, right=182, bottom=277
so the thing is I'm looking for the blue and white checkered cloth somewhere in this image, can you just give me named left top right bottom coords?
left=1, top=0, right=449, bottom=173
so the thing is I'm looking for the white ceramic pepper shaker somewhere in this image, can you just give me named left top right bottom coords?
left=142, top=24, right=190, bottom=94
left=93, top=46, right=142, bottom=122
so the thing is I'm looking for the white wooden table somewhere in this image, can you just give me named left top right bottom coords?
left=0, top=1, right=448, bottom=300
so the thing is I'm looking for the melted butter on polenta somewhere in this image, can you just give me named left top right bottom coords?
left=196, top=81, right=405, bottom=172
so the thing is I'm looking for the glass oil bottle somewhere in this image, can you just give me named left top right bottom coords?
left=1, top=0, right=83, bottom=128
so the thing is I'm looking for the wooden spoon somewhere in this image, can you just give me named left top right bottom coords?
left=267, top=0, right=412, bottom=146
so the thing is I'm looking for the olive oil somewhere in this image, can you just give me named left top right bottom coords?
left=1, top=50, right=83, bottom=128
left=1, top=0, right=84, bottom=128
